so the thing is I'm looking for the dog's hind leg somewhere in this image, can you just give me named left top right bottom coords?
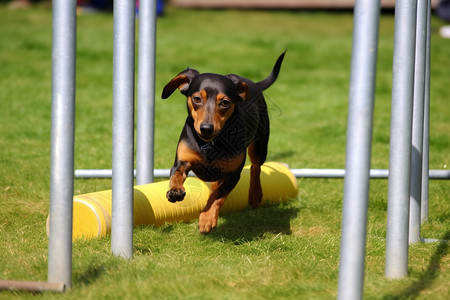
left=247, top=100, right=269, bottom=208
left=247, top=141, right=265, bottom=208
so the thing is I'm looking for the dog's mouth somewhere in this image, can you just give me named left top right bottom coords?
left=196, top=131, right=215, bottom=142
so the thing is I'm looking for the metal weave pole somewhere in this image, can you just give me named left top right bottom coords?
left=111, top=0, right=136, bottom=259
left=48, top=0, right=77, bottom=289
left=337, top=0, right=380, bottom=299
left=385, top=0, right=418, bottom=279
left=421, top=0, right=432, bottom=223
left=136, top=0, right=158, bottom=185
left=409, top=0, right=430, bottom=245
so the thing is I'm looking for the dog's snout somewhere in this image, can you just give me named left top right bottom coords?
left=200, top=124, right=214, bottom=135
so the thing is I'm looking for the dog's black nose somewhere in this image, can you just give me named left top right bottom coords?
left=200, top=124, right=214, bottom=135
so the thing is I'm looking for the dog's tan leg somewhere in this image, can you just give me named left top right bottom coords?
left=198, top=181, right=227, bottom=233
left=167, top=161, right=189, bottom=202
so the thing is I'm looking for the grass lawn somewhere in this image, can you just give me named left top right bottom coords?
left=1, top=3, right=449, bottom=299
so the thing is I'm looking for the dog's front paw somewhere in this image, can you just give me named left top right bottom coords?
left=166, top=188, right=186, bottom=203
left=198, top=211, right=218, bottom=234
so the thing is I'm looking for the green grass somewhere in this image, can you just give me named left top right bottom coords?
left=1, top=4, right=449, bottom=299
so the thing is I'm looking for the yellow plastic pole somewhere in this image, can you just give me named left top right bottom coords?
left=47, top=162, right=298, bottom=240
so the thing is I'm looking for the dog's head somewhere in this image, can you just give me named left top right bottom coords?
left=162, top=69, right=249, bottom=141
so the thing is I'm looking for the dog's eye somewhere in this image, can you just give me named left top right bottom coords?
left=192, top=96, right=202, bottom=104
left=220, top=99, right=231, bottom=109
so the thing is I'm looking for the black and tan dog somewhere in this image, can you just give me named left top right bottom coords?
left=161, top=52, right=285, bottom=233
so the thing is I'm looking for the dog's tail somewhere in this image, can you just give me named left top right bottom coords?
left=256, top=50, right=286, bottom=91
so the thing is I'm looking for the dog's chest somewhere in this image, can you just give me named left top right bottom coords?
left=191, top=132, right=246, bottom=181
left=191, top=149, right=246, bottom=182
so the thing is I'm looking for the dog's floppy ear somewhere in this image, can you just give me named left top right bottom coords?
left=236, top=82, right=249, bottom=101
left=227, top=74, right=249, bottom=101
left=162, top=68, right=199, bottom=99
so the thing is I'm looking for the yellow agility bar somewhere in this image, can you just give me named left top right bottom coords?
left=46, top=162, right=298, bottom=240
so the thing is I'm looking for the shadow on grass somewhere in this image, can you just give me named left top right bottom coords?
left=384, top=230, right=450, bottom=300
left=74, top=261, right=108, bottom=287
left=207, top=202, right=299, bottom=243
